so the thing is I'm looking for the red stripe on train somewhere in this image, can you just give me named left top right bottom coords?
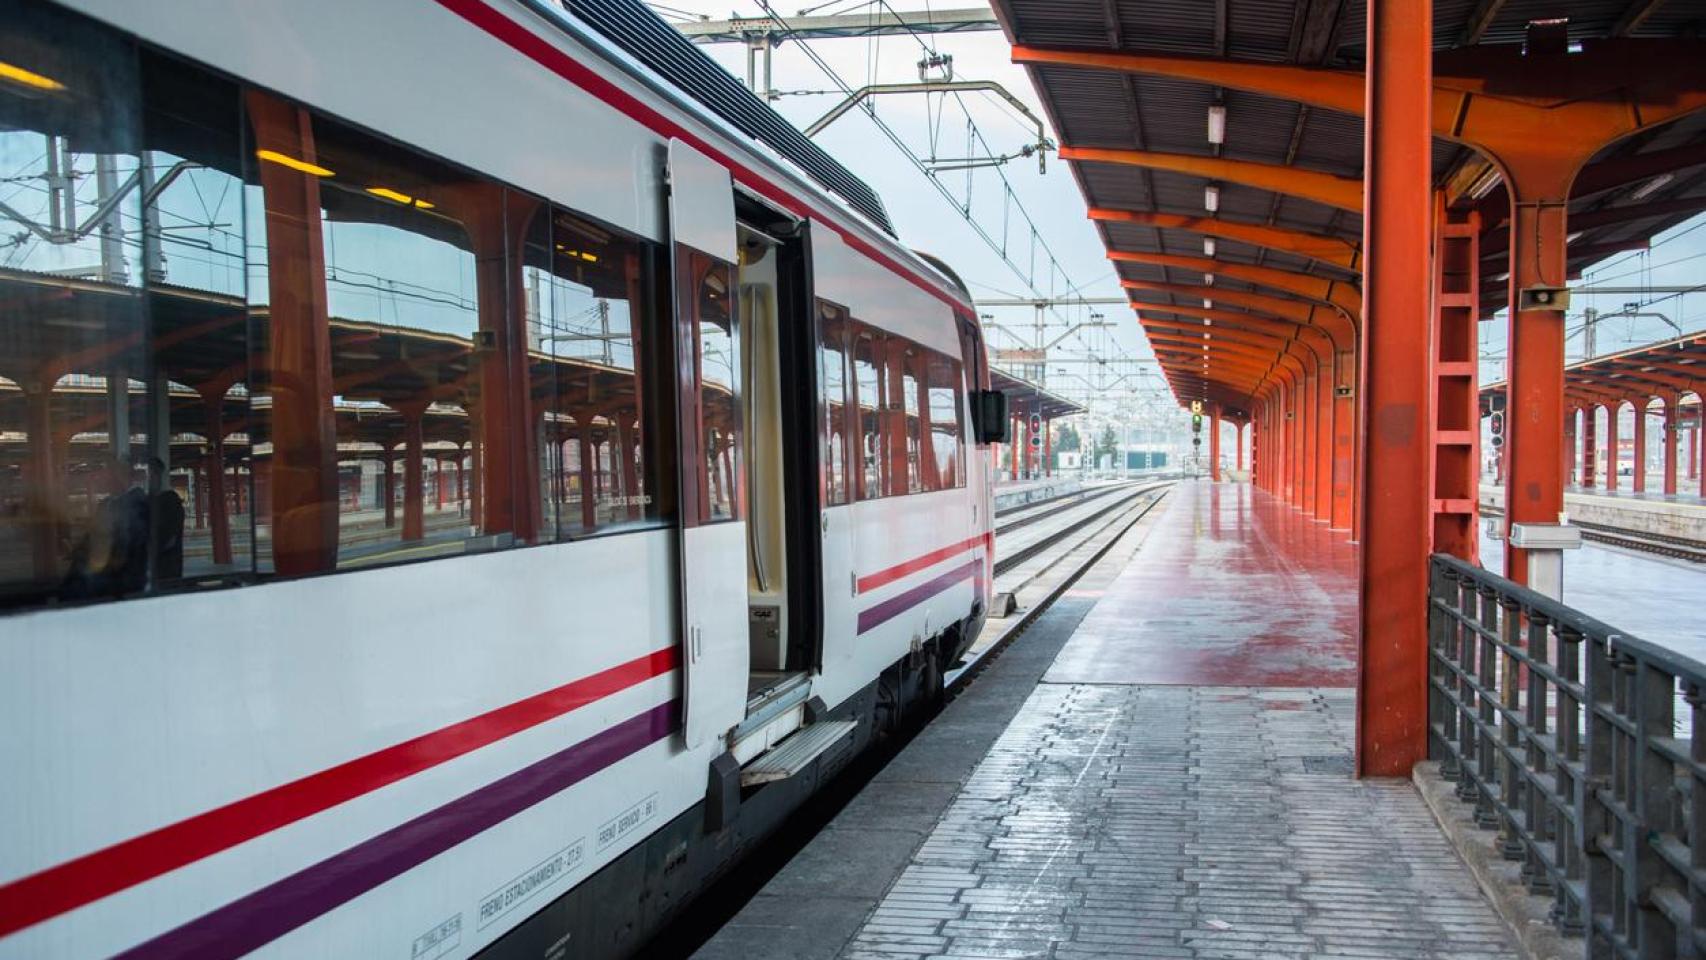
left=856, top=531, right=994, bottom=594
left=0, top=647, right=678, bottom=938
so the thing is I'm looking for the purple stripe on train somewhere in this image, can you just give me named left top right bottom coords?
left=117, top=701, right=680, bottom=960
left=856, top=557, right=981, bottom=635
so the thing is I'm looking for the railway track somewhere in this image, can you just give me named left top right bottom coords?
left=1482, top=507, right=1706, bottom=563
left=651, top=481, right=1175, bottom=958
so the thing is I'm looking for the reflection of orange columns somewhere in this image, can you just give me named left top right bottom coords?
left=435, top=457, right=448, bottom=510
left=1663, top=393, right=1680, bottom=496
left=1209, top=404, right=1222, bottom=482
left=200, top=395, right=232, bottom=565
left=578, top=427, right=597, bottom=530
left=1604, top=403, right=1620, bottom=492
left=1633, top=401, right=1648, bottom=493
left=22, top=384, right=59, bottom=577
left=618, top=419, right=640, bottom=520
left=398, top=406, right=426, bottom=541
left=1356, top=0, right=1432, bottom=777
left=382, top=447, right=396, bottom=528
left=248, top=91, right=338, bottom=575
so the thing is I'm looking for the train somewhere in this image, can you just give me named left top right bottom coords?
left=0, top=0, right=1010, bottom=956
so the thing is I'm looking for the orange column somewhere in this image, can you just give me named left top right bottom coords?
left=1663, top=393, right=1680, bottom=496
left=1209, top=403, right=1222, bottom=481
left=400, top=405, right=426, bottom=541
left=1237, top=422, right=1246, bottom=473
left=1633, top=399, right=1648, bottom=493
left=1582, top=407, right=1597, bottom=489
left=1314, top=357, right=1332, bottom=519
left=1428, top=199, right=1479, bottom=561
left=1332, top=347, right=1357, bottom=530
left=199, top=394, right=232, bottom=565
left=1299, top=369, right=1316, bottom=511
left=1604, top=402, right=1619, bottom=492
left=1357, top=0, right=1431, bottom=777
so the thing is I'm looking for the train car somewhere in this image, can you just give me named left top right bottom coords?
left=0, top=0, right=1012, bottom=955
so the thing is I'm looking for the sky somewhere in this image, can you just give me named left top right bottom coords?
left=650, top=0, right=1179, bottom=426
left=655, top=0, right=1706, bottom=420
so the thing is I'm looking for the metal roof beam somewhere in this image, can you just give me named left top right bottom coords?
left=1088, top=207, right=1361, bottom=270
left=677, top=8, right=999, bottom=42
left=1060, top=146, right=1363, bottom=212
left=1122, top=278, right=1356, bottom=345
left=1110, top=250, right=1362, bottom=317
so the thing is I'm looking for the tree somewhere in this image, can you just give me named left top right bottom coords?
left=1094, top=425, right=1119, bottom=466
left=1054, top=422, right=1080, bottom=453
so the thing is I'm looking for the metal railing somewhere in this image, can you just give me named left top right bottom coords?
left=1428, top=553, right=1706, bottom=959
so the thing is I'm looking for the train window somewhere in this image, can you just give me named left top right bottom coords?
left=0, top=2, right=152, bottom=606
left=928, top=353, right=965, bottom=489
left=852, top=328, right=885, bottom=502
left=527, top=206, right=667, bottom=539
left=816, top=302, right=851, bottom=506
left=676, top=250, right=742, bottom=523
left=245, top=98, right=516, bottom=573
left=900, top=346, right=924, bottom=494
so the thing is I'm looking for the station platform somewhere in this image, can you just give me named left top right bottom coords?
left=693, top=481, right=1517, bottom=960
left=1481, top=481, right=1706, bottom=540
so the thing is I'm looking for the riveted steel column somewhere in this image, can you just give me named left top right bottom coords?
left=1357, top=0, right=1432, bottom=777
left=1210, top=403, right=1222, bottom=481
left=1633, top=399, right=1649, bottom=493
left=1605, top=402, right=1619, bottom=492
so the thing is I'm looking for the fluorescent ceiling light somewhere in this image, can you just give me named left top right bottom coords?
left=1204, top=273, right=1215, bottom=286
left=1203, top=237, right=1216, bottom=257
left=1204, top=184, right=1220, bottom=213
left=1207, top=103, right=1226, bottom=146
left=1203, top=298, right=1213, bottom=310
left=0, top=60, right=64, bottom=92
left=1629, top=174, right=1674, bottom=201
left=256, top=149, right=334, bottom=178
left=366, top=186, right=435, bottom=210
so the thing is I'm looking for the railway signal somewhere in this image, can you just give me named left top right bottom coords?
left=1490, top=412, right=1504, bottom=448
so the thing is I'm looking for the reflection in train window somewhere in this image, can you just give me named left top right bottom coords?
left=901, top=345, right=924, bottom=495
left=852, top=330, right=884, bottom=502
left=0, top=0, right=676, bottom=611
left=928, top=353, right=964, bottom=490
left=676, top=250, right=742, bottom=524
left=816, top=301, right=851, bottom=506
left=527, top=207, right=666, bottom=539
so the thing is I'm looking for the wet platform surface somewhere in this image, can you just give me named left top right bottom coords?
left=1047, top=482, right=1357, bottom=688
left=694, top=482, right=1515, bottom=960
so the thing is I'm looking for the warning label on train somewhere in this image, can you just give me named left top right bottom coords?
left=597, top=793, right=659, bottom=852
left=477, top=840, right=585, bottom=930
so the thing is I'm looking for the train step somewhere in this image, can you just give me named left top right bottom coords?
left=739, top=719, right=857, bottom=787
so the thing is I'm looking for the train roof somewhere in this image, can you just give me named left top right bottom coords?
left=545, top=0, right=896, bottom=237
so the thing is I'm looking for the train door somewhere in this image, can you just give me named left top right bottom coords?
left=668, top=139, right=749, bottom=749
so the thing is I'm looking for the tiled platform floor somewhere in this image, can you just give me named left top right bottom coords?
left=842, top=482, right=1515, bottom=960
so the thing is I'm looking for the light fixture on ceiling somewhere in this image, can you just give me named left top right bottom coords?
left=1204, top=184, right=1220, bottom=213
left=1204, top=317, right=1213, bottom=326
left=1207, top=102, right=1226, bottom=146
left=256, top=149, right=334, bottom=178
left=1629, top=173, right=1675, bottom=201
left=1204, top=273, right=1215, bottom=286
left=1203, top=298, right=1213, bottom=310
left=1203, top=236, right=1216, bottom=257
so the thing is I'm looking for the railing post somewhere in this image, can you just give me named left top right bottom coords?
left=1583, top=633, right=1616, bottom=944
left=1500, top=597, right=1526, bottom=860
left=1632, top=657, right=1677, bottom=956
left=1456, top=576, right=1481, bottom=801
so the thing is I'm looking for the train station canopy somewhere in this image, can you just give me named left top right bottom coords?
left=1481, top=332, right=1706, bottom=415
left=989, top=0, right=1706, bottom=415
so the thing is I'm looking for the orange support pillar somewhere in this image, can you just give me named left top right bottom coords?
left=1633, top=400, right=1648, bottom=493
left=1357, top=0, right=1431, bottom=778
left=1581, top=408, right=1597, bottom=489
left=1210, top=403, right=1222, bottom=481
left=1314, top=359, right=1332, bottom=519
left=1664, top=393, right=1680, bottom=496
left=1237, top=422, right=1246, bottom=474
left=199, top=393, right=232, bottom=566
left=1299, top=370, right=1316, bottom=511
left=1043, top=418, right=1053, bottom=477
left=1604, top=402, right=1620, bottom=492
left=1429, top=199, right=1480, bottom=561
left=400, top=406, right=426, bottom=541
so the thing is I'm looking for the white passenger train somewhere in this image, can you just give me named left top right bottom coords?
left=0, top=0, right=1010, bottom=955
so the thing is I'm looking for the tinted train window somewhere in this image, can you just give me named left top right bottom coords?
left=676, top=250, right=741, bottom=523
left=816, top=301, right=851, bottom=506
left=0, top=0, right=672, bottom=611
left=901, top=345, right=924, bottom=495
left=852, top=330, right=884, bottom=502
left=928, top=353, right=964, bottom=489
left=526, top=207, right=668, bottom=539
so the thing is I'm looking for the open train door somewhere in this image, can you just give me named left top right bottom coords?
left=668, top=139, right=750, bottom=749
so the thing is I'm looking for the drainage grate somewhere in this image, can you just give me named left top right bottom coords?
left=1301, top=754, right=1354, bottom=775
